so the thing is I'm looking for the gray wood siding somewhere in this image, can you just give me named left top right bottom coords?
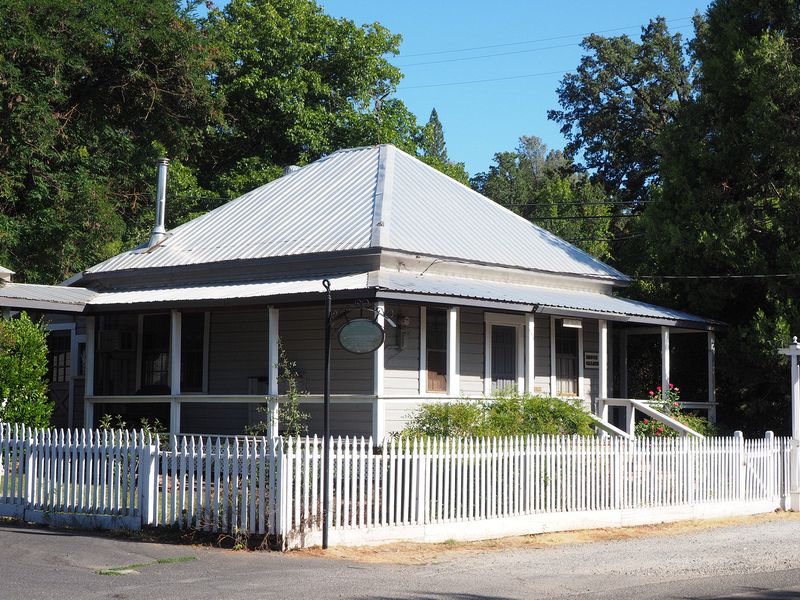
left=385, top=400, right=426, bottom=435
left=583, top=318, right=599, bottom=407
left=302, top=402, right=372, bottom=437
left=383, top=302, right=420, bottom=396
left=207, top=309, right=269, bottom=394
left=180, top=402, right=252, bottom=435
left=280, top=306, right=373, bottom=395
left=460, top=307, right=484, bottom=395
left=534, top=315, right=551, bottom=395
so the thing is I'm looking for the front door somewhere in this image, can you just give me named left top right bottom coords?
left=47, top=329, right=72, bottom=428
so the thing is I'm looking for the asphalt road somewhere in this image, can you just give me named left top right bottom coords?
left=2, top=518, right=800, bottom=599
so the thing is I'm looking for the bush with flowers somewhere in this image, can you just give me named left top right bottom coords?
left=634, top=383, right=717, bottom=437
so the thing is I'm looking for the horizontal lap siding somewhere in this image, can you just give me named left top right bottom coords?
left=460, top=307, right=484, bottom=395
left=180, top=402, right=252, bottom=435
left=384, top=303, right=420, bottom=396
left=385, top=400, right=426, bottom=434
left=583, top=318, right=599, bottom=406
left=280, top=306, right=372, bottom=395
left=208, top=309, right=269, bottom=394
left=301, top=402, right=372, bottom=437
left=534, top=315, right=551, bottom=395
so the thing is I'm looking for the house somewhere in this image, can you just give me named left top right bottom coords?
left=0, top=145, right=718, bottom=438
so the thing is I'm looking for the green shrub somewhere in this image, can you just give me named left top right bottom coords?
left=401, top=390, right=595, bottom=438
left=0, top=312, right=53, bottom=428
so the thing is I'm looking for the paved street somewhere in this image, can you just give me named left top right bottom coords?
left=2, top=516, right=800, bottom=599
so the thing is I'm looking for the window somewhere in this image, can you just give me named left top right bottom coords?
left=426, top=308, right=447, bottom=392
left=181, top=312, right=206, bottom=393
left=47, top=331, right=71, bottom=383
left=555, top=319, right=579, bottom=396
left=140, top=314, right=170, bottom=393
left=491, top=325, right=516, bottom=391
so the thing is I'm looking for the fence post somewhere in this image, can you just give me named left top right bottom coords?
left=765, top=431, right=775, bottom=501
left=734, top=431, right=745, bottom=501
left=139, top=433, right=159, bottom=526
left=415, top=438, right=428, bottom=524
left=25, top=426, right=34, bottom=506
left=274, top=439, right=289, bottom=550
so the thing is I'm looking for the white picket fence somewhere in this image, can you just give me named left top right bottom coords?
left=0, top=424, right=791, bottom=548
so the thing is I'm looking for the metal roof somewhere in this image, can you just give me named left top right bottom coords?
left=87, top=273, right=370, bottom=307
left=371, top=271, right=712, bottom=327
left=0, top=270, right=711, bottom=326
left=0, top=283, right=98, bottom=312
left=86, top=145, right=627, bottom=282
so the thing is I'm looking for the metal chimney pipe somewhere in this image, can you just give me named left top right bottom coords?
left=148, top=158, right=169, bottom=247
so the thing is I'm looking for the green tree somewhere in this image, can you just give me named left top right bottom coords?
left=548, top=17, right=695, bottom=206
left=0, top=313, right=52, bottom=427
left=420, top=108, right=447, bottom=161
left=472, top=136, right=615, bottom=260
left=645, top=0, right=800, bottom=433
left=0, top=0, right=217, bottom=283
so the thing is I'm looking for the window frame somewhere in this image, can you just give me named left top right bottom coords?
left=483, top=313, right=526, bottom=395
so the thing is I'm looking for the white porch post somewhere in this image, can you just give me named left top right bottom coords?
left=525, top=314, right=535, bottom=394
left=620, top=330, right=628, bottom=398
left=549, top=315, right=557, bottom=397
left=577, top=321, right=584, bottom=402
left=661, top=326, right=670, bottom=401
left=447, top=306, right=459, bottom=397
left=268, top=306, right=280, bottom=437
left=84, top=316, right=95, bottom=430
left=598, top=319, right=608, bottom=416
left=419, top=306, right=427, bottom=396
left=373, top=301, right=386, bottom=442
left=170, top=309, right=181, bottom=395
left=778, top=337, right=800, bottom=510
left=169, top=309, right=181, bottom=435
left=707, top=331, right=717, bottom=422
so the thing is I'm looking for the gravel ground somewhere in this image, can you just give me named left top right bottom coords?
left=2, top=515, right=800, bottom=599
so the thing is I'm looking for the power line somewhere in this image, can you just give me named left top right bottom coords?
left=398, top=24, right=693, bottom=68
left=400, top=17, right=694, bottom=58
left=402, top=69, right=569, bottom=90
left=502, top=200, right=656, bottom=208
left=566, top=234, right=644, bottom=242
left=636, top=273, right=800, bottom=280
left=534, top=214, right=640, bottom=221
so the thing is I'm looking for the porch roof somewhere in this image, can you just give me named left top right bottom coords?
left=0, top=271, right=715, bottom=328
left=0, top=283, right=98, bottom=313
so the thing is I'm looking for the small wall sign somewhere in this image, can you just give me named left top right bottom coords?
left=584, top=351, right=599, bottom=370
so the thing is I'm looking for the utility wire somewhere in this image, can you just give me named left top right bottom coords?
left=636, top=273, right=800, bottom=280
left=533, top=214, right=641, bottom=221
left=400, top=17, right=694, bottom=58
left=402, top=69, right=570, bottom=90
left=398, top=24, right=692, bottom=68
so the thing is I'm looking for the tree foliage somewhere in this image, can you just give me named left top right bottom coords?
left=471, top=136, right=615, bottom=260
left=0, top=312, right=52, bottom=427
left=0, top=0, right=468, bottom=280
left=551, top=1, right=800, bottom=433
left=0, top=0, right=218, bottom=283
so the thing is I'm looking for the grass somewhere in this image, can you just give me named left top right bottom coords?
left=95, top=555, right=196, bottom=576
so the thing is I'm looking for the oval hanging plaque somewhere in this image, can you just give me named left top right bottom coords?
left=338, top=318, right=385, bottom=354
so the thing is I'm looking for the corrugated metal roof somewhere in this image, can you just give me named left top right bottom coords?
left=78, top=269, right=709, bottom=326
left=86, top=145, right=627, bottom=282
left=0, top=283, right=98, bottom=311
left=87, top=273, right=370, bottom=306
left=372, top=271, right=710, bottom=325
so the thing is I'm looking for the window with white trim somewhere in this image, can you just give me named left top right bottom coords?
left=555, top=318, right=580, bottom=396
left=425, top=308, right=447, bottom=393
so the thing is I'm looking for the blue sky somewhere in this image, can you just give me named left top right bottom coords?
left=319, top=0, right=711, bottom=176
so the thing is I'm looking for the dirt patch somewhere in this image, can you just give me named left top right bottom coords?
left=293, top=511, right=800, bottom=565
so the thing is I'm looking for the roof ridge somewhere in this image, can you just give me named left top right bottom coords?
left=370, top=145, right=396, bottom=248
